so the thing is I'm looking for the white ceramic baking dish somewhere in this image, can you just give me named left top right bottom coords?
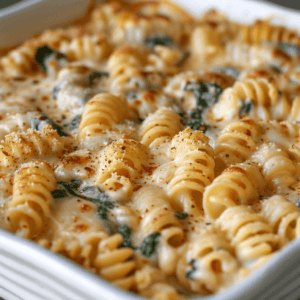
left=0, top=1, right=300, bottom=299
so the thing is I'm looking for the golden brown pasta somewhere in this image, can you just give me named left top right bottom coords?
left=79, top=93, right=129, bottom=139
left=216, top=205, right=278, bottom=263
left=6, top=160, right=56, bottom=239
left=1, top=1, right=300, bottom=299
left=140, top=107, right=184, bottom=147
left=177, top=227, right=238, bottom=294
left=203, top=163, right=264, bottom=220
left=0, top=124, right=65, bottom=167
left=261, top=195, right=300, bottom=247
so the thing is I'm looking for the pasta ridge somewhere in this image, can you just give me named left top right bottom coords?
left=177, top=227, right=238, bottom=294
left=215, top=118, right=260, bottom=169
left=59, top=34, right=111, bottom=62
left=0, top=124, right=65, bottom=167
left=39, top=232, right=137, bottom=290
left=79, top=93, right=129, bottom=139
left=6, top=160, right=56, bottom=238
left=261, top=195, right=300, bottom=247
left=240, top=20, right=300, bottom=46
left=140, top=107, right=184, bottom=147
left=203, top=163, right=264, bottom=220
left=216, top=205, right=278, bottom=263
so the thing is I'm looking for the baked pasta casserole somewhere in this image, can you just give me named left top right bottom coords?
left=1, top=0, right=300, bottom=298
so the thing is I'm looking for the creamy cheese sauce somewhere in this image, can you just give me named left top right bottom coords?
left=1, top=1, right=300, bottom=299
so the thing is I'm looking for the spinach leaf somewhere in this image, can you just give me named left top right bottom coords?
left=35, top=46, right=66, bottom=72
left=181, top=81, right=223, bottom=133
left=52, top=84, right=61, bottom=100
left=270, top=64, right=282, bottom=74
left=55, top=180, right=115, bottom=220
left=278, top=42, right=300, bottom=57
left=118, top=224, right=135, bottom=249
left=175, top=211, right=188, bottom=220
left=186, top=259, right=197, bottom=279
left=239, top=100, right=254, bottom=116
left=136, top=118, right=144, bottom=124
left=88, top=71, right=109, bottom=85
left=186, top=117, right=208, bottom=132
left=97, top=201, right=115, bottom=220
left=31, top=113, right=68, bottom=137
left=126, top=91, right=138, bottom=100
left=68, top=115, right=81, bottom=130
left=185, top=81, right=223, bottom=115
left=296, top=198, right=300, bottom=210
left=211, top=67, right=240, bottom=78
left=145, top=35, right=174, bottom=50
left=51, top=188, right=68, bottom=199
left=140, top=232, right=160, bottom=257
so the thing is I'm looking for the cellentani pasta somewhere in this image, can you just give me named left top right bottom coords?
left=1, top=0, right=300, bottom=299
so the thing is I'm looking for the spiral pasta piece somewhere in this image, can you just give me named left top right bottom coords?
left=40, top=232, right=137, bottom=290
left=107, top=45, right=147, bottom=92
left=212, top=78, right=290, bottom=121
left=216, top=205, right=278, bottom=263
left=225, top=42, right=292, bottom=69
left=240, top=20, right=300, bottom=46
left=176, top=227, right=238, bottom=294
left=170, top=127, right=214, bottom=158
left=79, top=93, right=129, bottom=139
left=6, top=161, right=56, bottom=239
left=0, top=124, right=65, bottom=167
left=214, top=118, right=260, bottom=169
left=261, top=195, right=300, bottom=247
left=94, top=233, right=137, bottom=289
left=96, top=138, right=148, bottom=186
left=203, top=163, right=264, bottom=220
left=146, top=45, right=181, bottom=75
left=254, top=143, right=297, bottom=191
left=133, top=185, right=183, bottom=239
left=93, top=0, right=191, bottom=45
left=0, top=43, right=38, bottom=76
left=191, top=25, right=224, bottom=60
left=134, top=186, right=185, bottom=275
left=169, top=128, right=215, bottom=216
left=134, top=265, right=185, bottom=300
left=289, top=96, right=300, bottom=121
left=140, top=107, right=184, bottom=147
left=59, top=34, right=111, bottom=62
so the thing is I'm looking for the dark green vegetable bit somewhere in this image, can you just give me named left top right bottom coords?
left=51, top=188, right=68, bottom=199
left=270, top=64, right=282, bottom=74
left=136, top=118, right=144, bottom=124
left=185, top=81, right=223, bottom=116
left=35, top=46, right=66, bottom=72
left=88, top=71, right=109, bottom=85
left=31, top=113, right=68, bottom=137
left=184, top=116, right=208, bottom=133
left=56, top=180, right=115, bottom=220
left=211, top=67, right=240, bottom=78
left=239, top=100, right=254, bottom=116
left=186, top=259, right=197, bottom=279
left=126, top=91, right=138, bottom=100
left=296, top=198, right=300, bottom=210
left=278, top=42, right=300, bottom=57
left=68, top=115, right=81, bottom=129
left=175, top=211, right=189, bottom=220
left=97, top=201, right=115, bottom=220
left=52, top=84, right=61, bottom=100
left=145, top=35, right=174, bottom=50
left=140, top=232, right=160, bottom=257
left=118, top=224, right=135, bottom=249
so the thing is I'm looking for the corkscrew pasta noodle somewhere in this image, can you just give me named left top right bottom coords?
left=1, top=1, right=300, bottom=299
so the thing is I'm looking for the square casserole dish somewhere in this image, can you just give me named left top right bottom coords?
left=0, top=0, right=300, bottom=300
